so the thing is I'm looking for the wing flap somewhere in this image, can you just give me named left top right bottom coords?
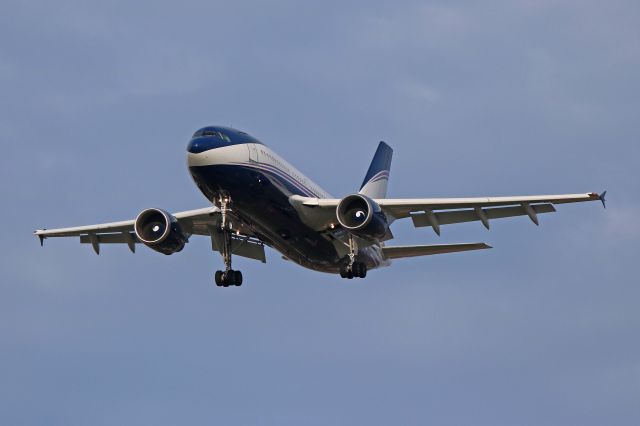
left=411, top=203, right=556, bottom=231
left=79, top=233, right=140, bottom=244
left=382, top=243, right=491, bottom=259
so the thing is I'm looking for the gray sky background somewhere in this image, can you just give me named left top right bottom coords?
left=1, top=1, right=639, bottom=424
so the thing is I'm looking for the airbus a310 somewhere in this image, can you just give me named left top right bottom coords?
left=35, top=126, right=605, bottom=287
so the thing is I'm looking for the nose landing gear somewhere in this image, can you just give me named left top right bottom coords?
left=213, top=195, right=244, bottom=287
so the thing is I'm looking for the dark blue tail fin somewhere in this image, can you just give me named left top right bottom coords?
left=359, top=141, right=393, bottom=198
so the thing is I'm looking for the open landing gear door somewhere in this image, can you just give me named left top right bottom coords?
left=208, top=226, right=266, bottom=263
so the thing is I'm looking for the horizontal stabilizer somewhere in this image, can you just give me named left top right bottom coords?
left=382, top=243, right=491, bottom=259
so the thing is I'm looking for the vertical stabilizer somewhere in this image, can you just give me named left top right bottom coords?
left=359, top=141, right=393, bottom=199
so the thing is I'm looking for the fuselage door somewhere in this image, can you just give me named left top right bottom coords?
left=248, top=144, right=259, bottom=162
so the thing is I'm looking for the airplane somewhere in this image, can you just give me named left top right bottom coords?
left=34, top=126, right=606, bottom=287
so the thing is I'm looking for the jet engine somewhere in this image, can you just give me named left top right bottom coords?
left=134, top=208, right=188, bottom=255
left=336, top=194, right=389, bottom=241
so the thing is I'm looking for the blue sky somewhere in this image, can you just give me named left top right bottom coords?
left=1, top=1, right=639, bottom=424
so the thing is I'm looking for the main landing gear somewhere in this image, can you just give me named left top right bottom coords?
left=214, top=195, right=243, bottom=287
left=340, top=261, right=367, bottom=279
left=339, top=234, right=367, bottom=279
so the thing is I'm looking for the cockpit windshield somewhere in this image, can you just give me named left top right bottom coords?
left=191, top=126, right=263, bottom=145
left=193, top=129, right=231, bottom=142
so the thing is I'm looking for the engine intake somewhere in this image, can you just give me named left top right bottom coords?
left=336, top=194, right=388, bottom=241
left=134, top=208, right=188, bottom=255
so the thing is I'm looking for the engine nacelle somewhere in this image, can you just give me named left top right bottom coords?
left=336, top=194, right=389, bottom=241
left=134, top=208, right=188, bottom=255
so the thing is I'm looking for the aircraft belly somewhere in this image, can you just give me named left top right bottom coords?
left=189, top=164, right=356, bottom=273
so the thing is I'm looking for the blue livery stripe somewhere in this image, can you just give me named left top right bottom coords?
left=367, top=170, right=389, bottom=183
left=231, top=162, right=318, bottom=197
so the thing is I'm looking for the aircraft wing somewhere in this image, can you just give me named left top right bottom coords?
left=34, top=206, right=267, bottom=262
left=34, top=207, right=217, bottom=240
left=291, top=191, right=606, bottom=235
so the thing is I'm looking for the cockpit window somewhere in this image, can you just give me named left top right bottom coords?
left=194, top=129, right=231, bottom=142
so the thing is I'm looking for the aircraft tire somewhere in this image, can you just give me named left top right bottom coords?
left=223, top=270, right=234, bottom=286
left=215, top=270, right=223, bottom=286
left=354, top=262, right=367, bottom=278
left=234, top=270, right=243, bottom=286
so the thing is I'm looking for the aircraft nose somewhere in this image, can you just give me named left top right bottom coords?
left=187, top=137, right=218, bottom=154
left=187, top=137, right=249, bottom=168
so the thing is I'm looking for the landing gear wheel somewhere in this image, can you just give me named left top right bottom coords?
left=215, top=270, right=224, bottom=286
left=353, top=262, right=365, bottom=278
left=339, top=261, right=367, bottom=279
left=340, top=265, right=348, bottom=278
left=224, top=270, right=234, bottom=286
left=233, top=270, right=243, bottom=286
left=214, top=269, right=243, bottom=287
